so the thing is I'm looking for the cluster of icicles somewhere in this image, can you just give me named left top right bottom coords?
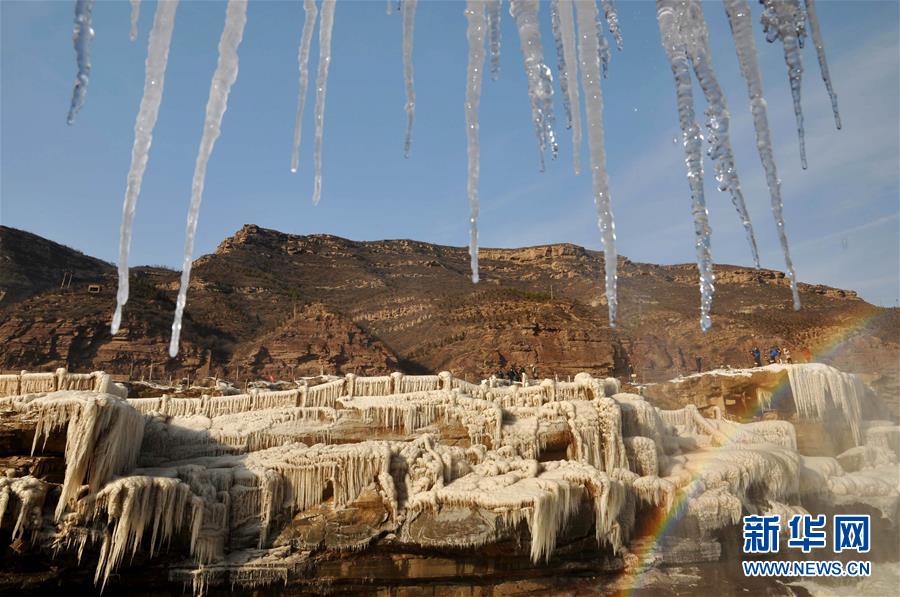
left=4, top=365, right=896, bottom=592
left=63, top=0, right=841, bottom=354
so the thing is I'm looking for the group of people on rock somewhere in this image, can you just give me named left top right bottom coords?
left=495, top=364, right=538, bottom=383
left=749, top=345, right=811, bottom=367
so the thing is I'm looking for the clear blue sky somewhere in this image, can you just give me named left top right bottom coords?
left=2, top=1, right=898, bottom=307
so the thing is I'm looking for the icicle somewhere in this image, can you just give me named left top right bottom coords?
left=725, top=0, right=801, bottom=309
left=601, top=0, right=623, bottom=51
left=574, top=0, right=618, bottom=327
left=550, top=0, right=581, bottom=175
left=464, top=1, right=486, bottom=284
left=685, top=1, right=759, bottom=267
left=656, top=0, right=714, bottom=331
left=290, top=0, right=319, bottom=174
left=803, top=0, right=840, bottom=129
left=402, top=0, right=418, bottom=158
left=487, top=0, right=502, bottom=81
left=169, top=0, right=247, bottom=357
left=386, top=0, right=392, bottom=16
left=67, top=0, right=96, bottom=125
left=761, top=0, right=808, bottom=169
left=111, top=0, right=180, bottom=336
left=129, top=0, right=141, bottom=42
left=595, top=5, right=611, bottom=78
left=509, top=0, right=558, bottom=171
left=311, top=0, right=336, bottom=205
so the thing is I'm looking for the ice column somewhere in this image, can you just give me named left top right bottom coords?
left=290, top=0, right=319, bottom=174
left=761, top=0, right=809, bottom=169
left=551, top=0, right=582, bottom=175
left=111, top=0, right=180, bottom=335
left=170, top=0, right=247, bottom=357
left=575, top=0, right=618, bottom=327
left=67, top=0, right=96, bottom=125
left=724, top=0, right=801, bottom=309
left=656, top=0, right=715, bottom=331
left=311, top=0, right=337, bottom=205
left=509, top=0, right=558, bottom=171
left=464, top=0, right=487, bottom=284
left=402, top=0, right=418, bottom=157
left=804, top=0, right=840, bottom=129
left=487, top=0, right=503, bottom=81
left=130, top=0, right=141, bottom=41
left=687, top=1, right=759, bottom=267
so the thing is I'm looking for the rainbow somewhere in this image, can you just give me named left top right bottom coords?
left=619, top=410, right=770, bottom=595
left=616, top=305, right=889, bottom=594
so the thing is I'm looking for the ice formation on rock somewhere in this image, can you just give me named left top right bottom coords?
left=169, top=0, right=248, bottom=358
left=401, top=0, right=418, bottom=158
left=311, top=0, right=336, bottom=206
left=0, top=476, right=48, bottom=542
left=290, top=0, right=319, bottom=174
left=0, top=392, right=144, bottom=520
left=1, top=364, right=894, bottom=592
left=67, top=0, right=95, bottom=125
left=112, top=0, right=180, bottom=335
left=786, top=363, right=865, bottom=445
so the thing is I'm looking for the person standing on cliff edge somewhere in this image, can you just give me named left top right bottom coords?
left=750, top=347, right=762, bottom=367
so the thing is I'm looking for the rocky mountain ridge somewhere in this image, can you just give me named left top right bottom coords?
left=1, top=224, right=896, bottom=396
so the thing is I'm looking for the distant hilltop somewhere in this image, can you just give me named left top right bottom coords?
left=0, top=224, right=897, bottom=400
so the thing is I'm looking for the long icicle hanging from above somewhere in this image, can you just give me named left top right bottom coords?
left=290, top=0, right=319, bottom=174
left=129, top=0, right=141, bottom=42
left=601, top=0, right=623, bottom=51
left=724, top=0, right=800, bottom=309
left=509, top=0, right=558, bottom=172
left=169, top=0, right=248, bottom=357
left=67, top=0, right=96, bottom=125
left=401, top=0, right=418, bottom=157
left=761, top=0, right=808, bottom=169
left=574, top=0, right=618, bottom=327
left=803, top=0, right=840, bottom=130
left=111, top=0, right=180, bottom=336
left=87, top=0, right=846, bottom=343
left=685, top=0, right=760, bottom=268
left=464, top=0, right=487, bottom=284
left=311, top=0, right=337, bottom=205
left=594, top=2, right=612, bottom=79
left=550, top=0, right=582, bottom=175
left=487, top=0, right=503, bottom=81
left=656, top=0, right=715, bottom=332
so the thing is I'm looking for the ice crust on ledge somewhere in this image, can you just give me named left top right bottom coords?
left=0, top=364, right=893, bottom=592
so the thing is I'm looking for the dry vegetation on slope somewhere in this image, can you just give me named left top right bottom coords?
left=1, top=225, right=896, bottom=395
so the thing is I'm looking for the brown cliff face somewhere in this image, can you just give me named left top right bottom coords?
left=1, top=224, right=897, bottom=390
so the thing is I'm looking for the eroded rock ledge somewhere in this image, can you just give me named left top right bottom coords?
left=0, top=365, right=897, bottom=594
